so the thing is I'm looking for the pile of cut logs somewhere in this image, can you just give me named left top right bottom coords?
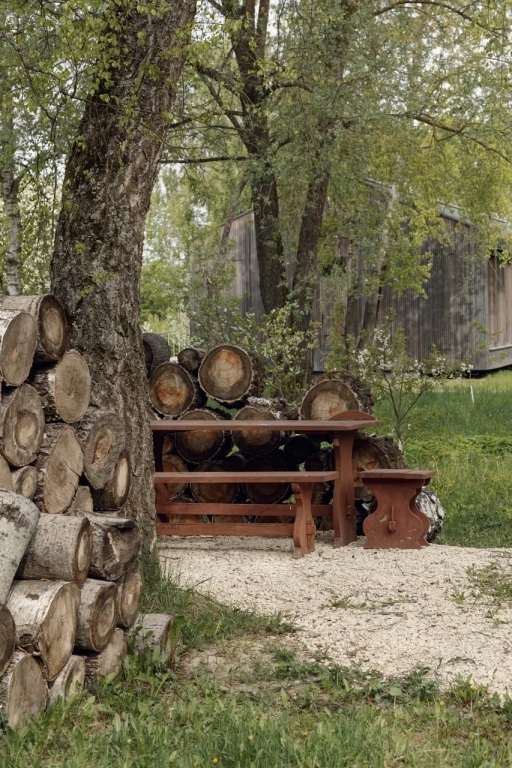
left=0, top=297, right=173, bottom=730
left=144, top=337, right=400, bottom=516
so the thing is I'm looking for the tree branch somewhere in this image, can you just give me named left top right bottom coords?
left=412, top=112, right=511, bottom=164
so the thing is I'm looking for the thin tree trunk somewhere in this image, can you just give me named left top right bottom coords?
left=51, top=0, right=197, bottom=546
left=1, top=167, right=22, bottom=296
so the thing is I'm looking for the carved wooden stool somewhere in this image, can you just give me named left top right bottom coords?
left=360, top=469, right=436, bottom=549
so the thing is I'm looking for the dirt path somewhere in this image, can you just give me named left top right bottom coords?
left=158, top=534, right=512, bottom=696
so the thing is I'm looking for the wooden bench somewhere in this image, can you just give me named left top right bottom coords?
left=360, top=469, right=436, bottom=549
left=154, top=470, right=338, bottom=558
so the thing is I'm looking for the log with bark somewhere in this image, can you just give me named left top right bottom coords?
left=247, top=396, right=299, bottom=420
left=16, top=515, right=93, bottom=585
left=0, top=384, right=45, bottom=467
left=48, top=655, right=85, bottom=705
left=177, top=346, right=206, bottom=374
left=7, top=580, right=80, bottom=681
left=198, top=344, right=265, bottom=406
left=75, top=512, right=141, bottom=581
left=0, top=294, right=68, bottom=363
left=82, top=628, right=127, bottom=681
left=0, top=650, right=48, bottom=729
left=232, top=405, right=281, bottom=456
left=75, top=579, right=118, bottom=652
left=11, top=466, right=37, bottom=500
left=0, top=604, right=15, bottom=676
left=30, top=349, right=91, bottom=423
left=159, top=452, right=189, bottom=500
left=189, top=460, right=239, bottom=504
left=69, top=484, right=94, bottom=514
left=175, top=408, right=230, bottom=464
left=132, top=613, right=180, bottom=668
left=149, top=362, right=206, bottom=416
left=0, top=457, right=12, bottom=491
left=90, top=448, right=131, bottom=510
left=0, top=309, right=37, bottom=386
left=0, top=491, right=40, bottom=603
left=34, top=424, right=84, bottom=513
left=74, top=410, right=125, bottom=490
left=299, top=371, right=374, bottom=420
left=143, top=332, right=172, bottom=375
left=116, top=562, right=142, bottom=628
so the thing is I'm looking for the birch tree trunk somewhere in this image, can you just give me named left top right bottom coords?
left=50, top=0, right=197, bottom=546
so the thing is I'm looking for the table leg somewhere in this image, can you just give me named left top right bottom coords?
left=292, top=482, right=315, bottom=558
left=332, top=435, right=357, bottom=547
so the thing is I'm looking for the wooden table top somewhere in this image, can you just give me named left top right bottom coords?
left=150, top=419, right=382, bottom=433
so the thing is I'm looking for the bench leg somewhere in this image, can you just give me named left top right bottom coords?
left=363, top=480, right=428, bottom=549
left=332, top=436, right=357, bottom=547
left=291, top=482, right=315, bottom=558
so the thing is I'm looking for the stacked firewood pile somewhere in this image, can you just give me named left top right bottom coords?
left=0, top=298, right=173, bottom=730
left=145, top=336, right=444, bottom=538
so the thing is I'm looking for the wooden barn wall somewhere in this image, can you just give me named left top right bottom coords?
left=217, top=210, right=512, bottom=372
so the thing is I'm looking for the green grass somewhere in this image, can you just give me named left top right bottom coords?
left=374, top=370, right=512, bottom=547
left=4, top=372, right=512, bottom=766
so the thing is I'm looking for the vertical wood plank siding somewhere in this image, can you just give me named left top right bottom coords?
left=216, top=210, right=512, bottom=371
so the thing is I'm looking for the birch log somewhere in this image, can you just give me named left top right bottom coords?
left=69, top=485, right=94, bottom=514
left=0, top=457, right=13, bottom=491
left=34, top=425, right=84, bottom=513
left=74, top=410, right=125, bottom=489
left=0, top=604, right=15, bottom=676
left=30, top=350, right=91, bottom=423
left=75, top=512, right=141, bottom=581
left=0, top=650, right=48, bottom=729
left=132, top=613, right=180, bottom=667
left=0, top=294, right=68, bottom=363
left=11, top=466, right=37, bottom=500
left=48, top=655, right=85, bottom=705
left=7, top=580, right=80, bottom=681
left=76, top=579, right=118, bottom=652
left=0, top=491, right=40, bottom=603
left=82, top=628, right=127, bottom=680
left=16, top=515, right=92, bottom=585
left=90, top=449, right=131, bottom=510
left=116, top=562, right=142, bottom=628
left=0, top=384, right=45, bottom=466
left=0, top=310, right=37, bottom=386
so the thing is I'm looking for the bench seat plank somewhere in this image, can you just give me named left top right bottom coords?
left=154, top=471, right=338, bottom=484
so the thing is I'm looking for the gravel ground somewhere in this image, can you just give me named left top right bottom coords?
left=158, top=534, right=512, bottom=696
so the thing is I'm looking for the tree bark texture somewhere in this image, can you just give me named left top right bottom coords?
left=75, top=512, right=141, bottom=581
left=0, top=295, right=68, bottom=362
left=131, top=612, right=180, bottom=668
left=30, top=350, right=91, bottom=423
left=143, top=332, right=171, bottom=375
left=90, top=448, right=131, bottom=510
left=0, top=457, right=12, bottom=492
left=82, top=628, right=127, bottom=681
left=0, top=491, right=40, bottom=603
left=74, top=410, right=125, bottom=490
left=7, top=580, right=80, bottom=681
left=50, top=0, right=197, bottom=546
left=0, top=604, right=15, bottom=676
left=0, top=167, right=22, bottom=297
left=0, top=384, right=45, bottom=467
left=16, top=515, right=92, bottom=585
left=0, top=650, right=48, bottom=729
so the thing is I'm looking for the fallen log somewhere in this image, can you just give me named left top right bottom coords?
left=0, top=309, right=37, bottom=385
left=177, top=346, right=206, bottom=374
left=0, top=491, right=40, bottom=603
left=232, top=405, right=281, bottom=456
left=69, top=485, right=94, bottom=514
left=299, top=371, right=373, bottom=420
left=48, top=655, right=85, bottom=705
left=91, top=449, right=131, bottom=510
left=0, top=293, right=68, bottom=363
left=132, top=613, right=180, bottom=668
left=34, top=425, right=84, bottom=513
left=0, top=650, right=48, bottom=729
left=7, top=580, right=80, bottom=681
left=16, top=515, right=92, bottom=585
left=75, top=579, right=118, bottom=652
left=74, top=410, right=125, bottom=490
left=159, top=452, right=189, bottom=500
left=0, top=457, right=13, bottom=492
left=175, top=409, right=230, bottom=464
left=0, top=604, right=15, bottom=676
left=0, top=384, right=45, bottom=467
left=30, top=349, right=91, bottom=423
left=198, top=344, right=265, bottom=406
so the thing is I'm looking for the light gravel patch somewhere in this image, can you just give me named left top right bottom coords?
left=158, top=534, right=512, bottom=696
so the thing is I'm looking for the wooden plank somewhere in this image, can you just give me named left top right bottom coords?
left=156, top=522, right=296, bottom=537
left=150, top=420, right=381, bottom=433
left=154, top=471, right=338, bottom=484
left=156, top=503, right=333, bottom=517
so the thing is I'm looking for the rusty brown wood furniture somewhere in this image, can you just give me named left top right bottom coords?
left=152, top=417, right=381, bottom=553
left=360, top=469, right=436, bottom=549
